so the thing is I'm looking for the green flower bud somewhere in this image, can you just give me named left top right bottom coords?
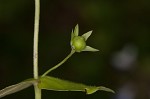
left=70, top=24, right=99, bottom=52
left=71, top=36, right=86, bottom=52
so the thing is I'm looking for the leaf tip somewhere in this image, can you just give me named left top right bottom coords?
left=85, top=86, right=115, bottom=95
left=98, top=86, right=115, bottom=93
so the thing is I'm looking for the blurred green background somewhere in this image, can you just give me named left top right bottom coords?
left=0, top=0, right=150, bottom=99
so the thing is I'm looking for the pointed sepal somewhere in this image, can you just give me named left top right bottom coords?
left=82, top=46, right=99, bottom=52
left=82, top=30, right=92, bottom=41
left=74, top=24, right=79, bottom=36
left=71, top=29, right=74, bottom=41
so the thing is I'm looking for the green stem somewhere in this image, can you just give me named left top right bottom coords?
left=33, top=0, right=41, bottom=99
left=42, top=49, right=75, bottom=77
left=34, top=86, right=41, bottom=99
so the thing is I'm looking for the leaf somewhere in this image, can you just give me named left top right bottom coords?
left=38, top=76, right=114, bottom=94
left=82, top=30, right=92, bottom=41
left=83, top=46, right=99, bottom=52
left=74, top=24, right=79, bottom=36
left=0, top=79, right=37, bottom=98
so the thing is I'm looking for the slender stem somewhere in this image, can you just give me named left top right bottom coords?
left=42, top=50, right=75, bottom=77
left=34, top=86, right=41, bottom=99
left=33, top=0, right=40, bottom=80
left=33, top=0, right=41, bottom=99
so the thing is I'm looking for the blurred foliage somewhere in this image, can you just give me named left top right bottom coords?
left=0, top=0, right=150, bottom=99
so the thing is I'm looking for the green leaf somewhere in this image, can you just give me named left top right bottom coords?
left=82, top=30, right=92, bottom=41
left=74, top=24, right=79, bottom=36
left=38, top=76, right=114, bottom=94
left=83, top=46, right=99, bottom=52
left=0, top=79, right=37, bottom=98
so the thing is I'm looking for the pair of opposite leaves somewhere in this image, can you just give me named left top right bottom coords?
left=0, top=76, right=114, bottom=98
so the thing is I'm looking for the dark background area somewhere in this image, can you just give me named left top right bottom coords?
left=0, top=0, right=150, bottom=99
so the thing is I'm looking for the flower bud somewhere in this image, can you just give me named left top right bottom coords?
left=71, top=36, right=86, bottom=52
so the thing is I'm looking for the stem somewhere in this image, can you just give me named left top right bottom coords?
left=34, top=86, right=41, bottom=99
left=33, top=0, right=41, bottom=99
left=42, top=50, right=75, bottom=77
left=33, top=0, right=40, bottom=80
